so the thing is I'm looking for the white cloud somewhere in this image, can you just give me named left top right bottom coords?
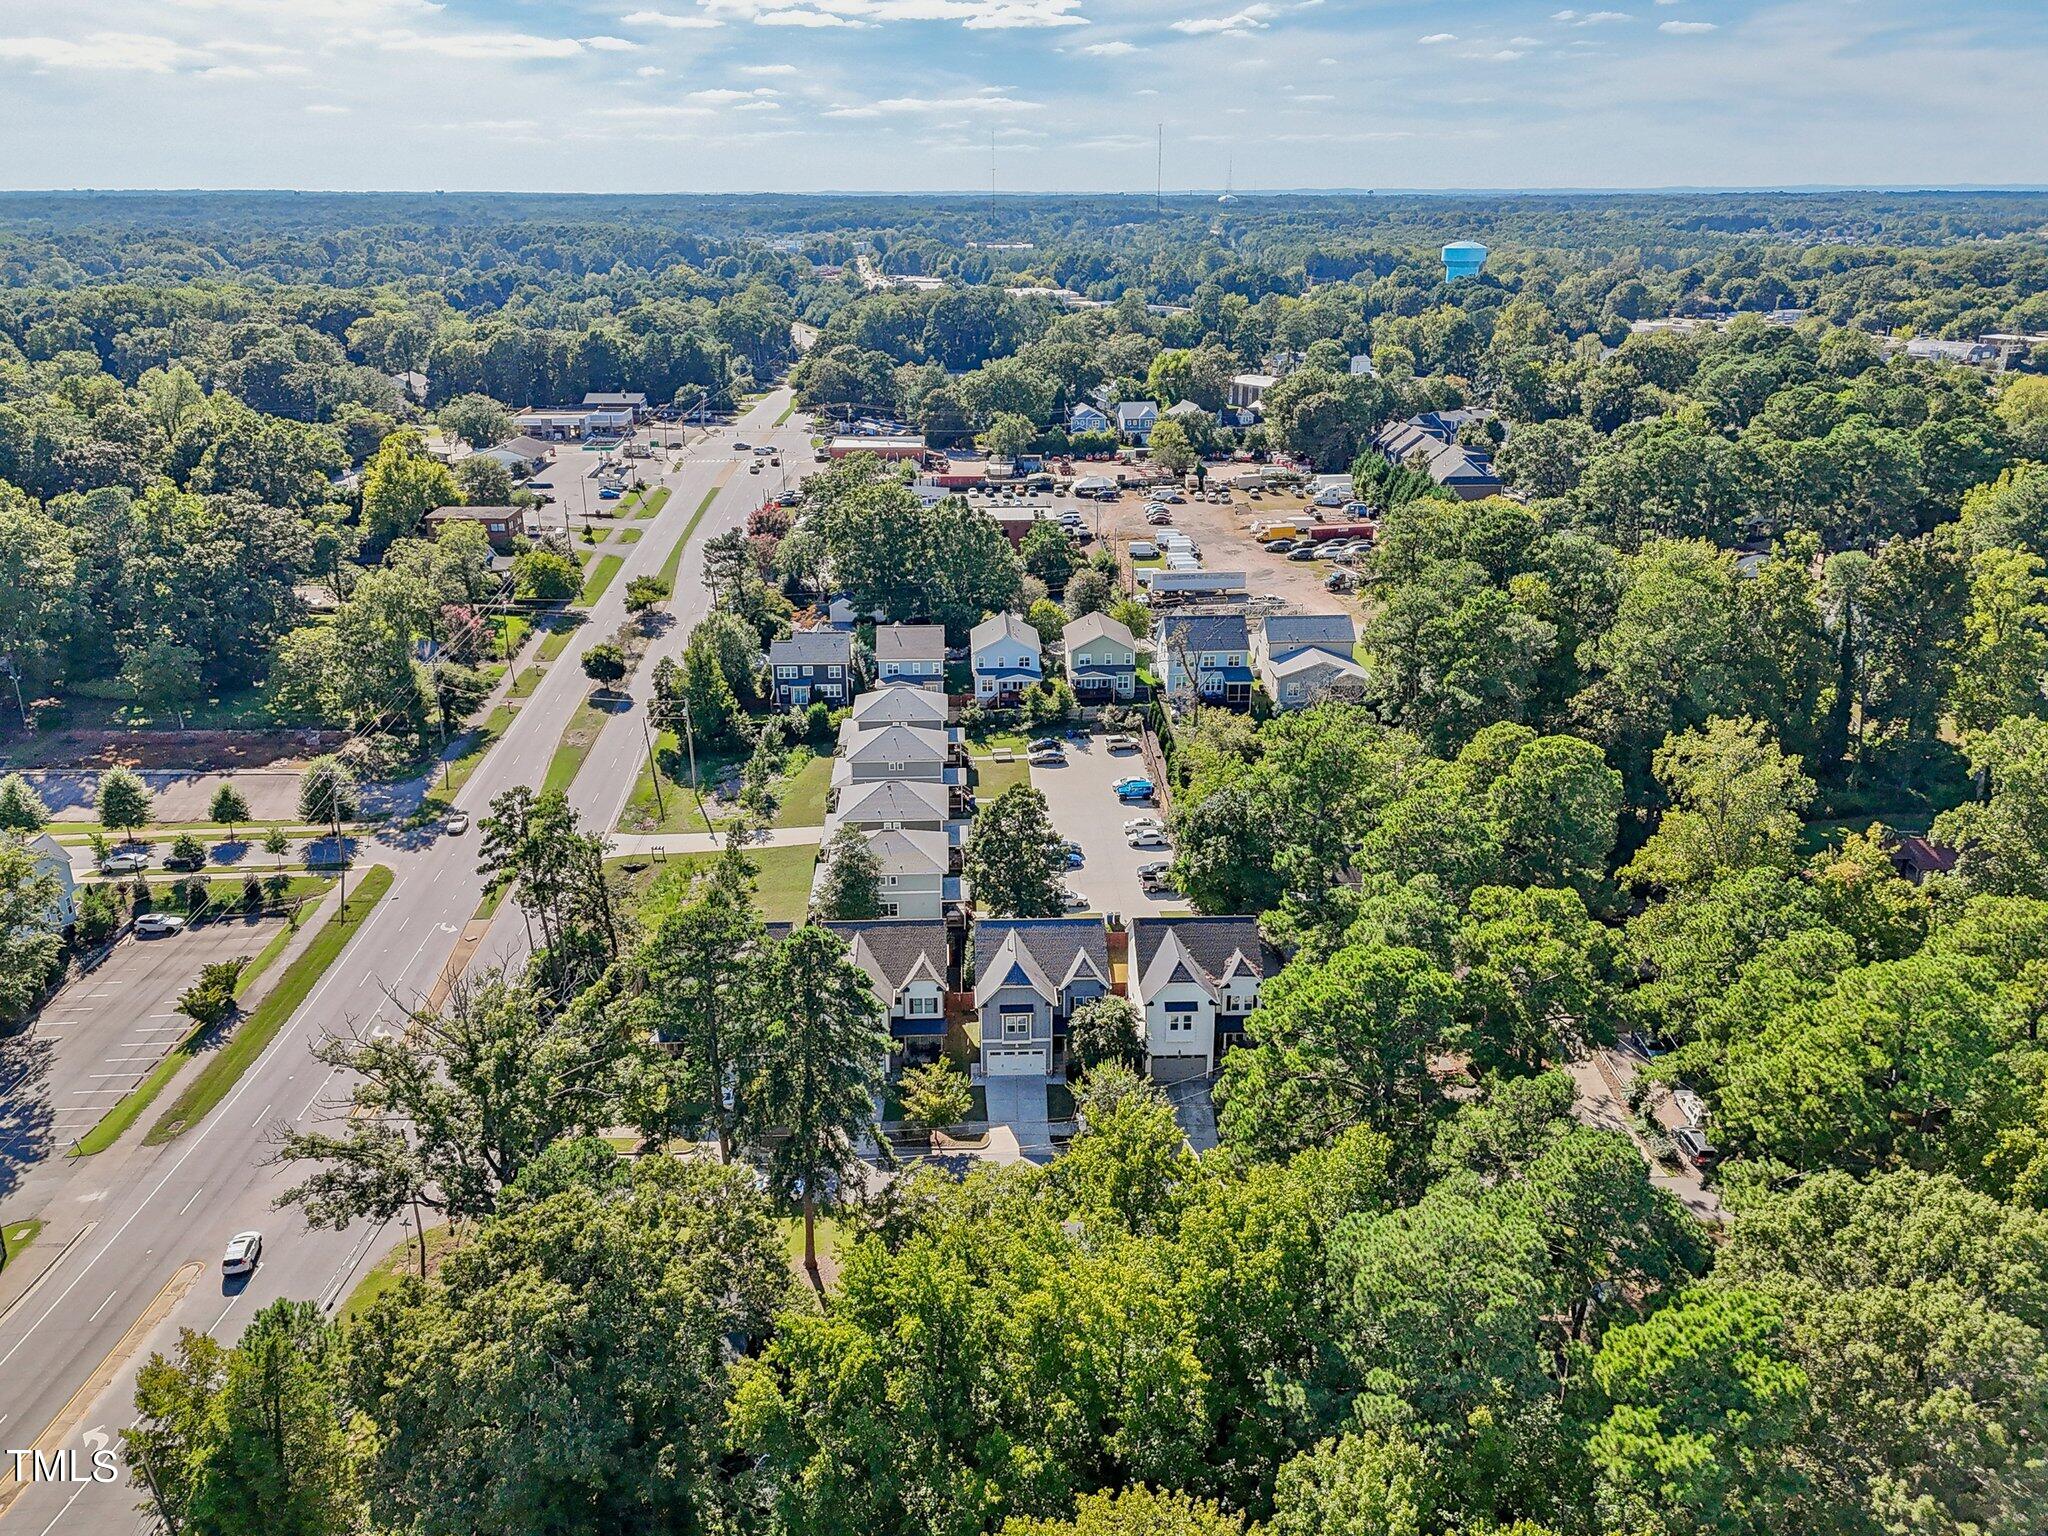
left=1551, top=8, right=1631, bottom=23
left=304, top=102, right=351, bottom=113
left=1170, top=6, right=1274, bottom=36
left=756, top=9, right=864, bottom=24
left=620, top=8, right=724, bottom=27
left=1481, top=48, right=1527, bottom=61
left=637, top=63, right=666, bottom=74
left=688, top=86, right=779, bottom=102
left=739, top=61, right=799, bottom=72
left=0, top=32, right=197, bottom=72
left=584, top=35, right=641, bottom=50
left=372, top=29, right=587, bottom=59
left=1659, top=19, right=1716, bottom=33
left=824, top=88, right=1044, bottom=117
left=1081, top=39, right=1137, bottom=54
left=1418, top=32, right=1455, bottom=44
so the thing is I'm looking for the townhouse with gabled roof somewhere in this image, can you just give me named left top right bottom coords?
left=1129, top=915, right=1280, bottom=1081
left=972, top=918, right=1111, bottom=1078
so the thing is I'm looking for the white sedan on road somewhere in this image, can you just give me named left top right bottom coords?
left=101, top=851, right=150, bottom=875
left=221, top=1231, right=263, bottom=1276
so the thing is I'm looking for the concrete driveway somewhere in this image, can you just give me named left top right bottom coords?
left=1030, top=734, right=1190, bottom=922
left=982, top=1075, right=1055, bottom=1163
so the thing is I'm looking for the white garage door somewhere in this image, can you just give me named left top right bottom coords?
left=985, top=1044, right=1048, bottom=1076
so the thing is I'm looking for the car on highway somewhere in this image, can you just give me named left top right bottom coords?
left=1104, top=733, right=1139, bottom=752
left=101, top=850, right=151, bottom=875
left=446, top=811, right=470, bottom=835
left=134, top=912, right=188, bottom=937
left=221, top=1230, right=263, bottom=1276
left=748, top=462, right=762, bottom=474
left=734, top=440, right=750, bottom=450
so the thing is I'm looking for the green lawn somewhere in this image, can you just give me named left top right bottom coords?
left=145, top=873, right=330, bottom=916
left=535, top=615, right=586, bottom=663
left=3, top=1217, right=43, bottom=1270
left=422, top=704, right=516, bottom=811
left=507, top=665, right=545, bottom=699
left=966, top=725, right=1032, bottom=753
left=138, top=865, right=394, bottom=1148
left=577, top=554, right=624, bottom=606
left=613, top=526, right=643, bottom=545
left=773, top=399, right=798, bottom=427
left=47, top=819, right=323, bottom=844
left=772, top=753, right=832, bottom=828
left=972, top=756, right=1033, bottom=801
left=634, top=486, right=672, bottom=520
left=612, top=842, right=819, bottom=925
left=338, top=1223, right=461, bottom=1324
left=542, top=695, right=613, bottom=798
left=617, top=738, right=828, bottom=834
left=233, top=915, right=303, bottom=997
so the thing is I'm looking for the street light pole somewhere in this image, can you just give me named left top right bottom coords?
left=640, top=713, right=667, bottom=822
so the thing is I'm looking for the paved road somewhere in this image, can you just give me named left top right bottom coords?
left=0, top=390, right=802, bottom=1535
left=0, top=917, right=287, bottom=1207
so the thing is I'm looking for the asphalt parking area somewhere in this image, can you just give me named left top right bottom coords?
left=1030, top=735, right=1191, bottom=922
left=0, top=915, right=285, bottom=1166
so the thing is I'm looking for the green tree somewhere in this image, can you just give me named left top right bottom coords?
left=1456, top=885, right=1615, bottom=1076
left=121, top=636, right=204, bottom=729
left=624, top=574, right=668, bottom=614
left=1951, top=545, right=2048, bottom=735
left=1066, top=994, right=1146, bottom=1075
left=1936, top=715, right=2048, bottom=898
left=1219, top=943, right=1459, bottom=1159
left=1146, top=416, right=1199, bottom=476
left=1624, top=716, right=1815, bottom=891
left=1003, top=1487, right=1247, bottom=1536
left=0, top=839, right=62, bottom=1018
left=900, top=1057, right=974, bottom=1134
left=1021, top=518, right=1078, bottom=589
left=360, top=428, right=460, bottom=543
left=512, top=547, right=578, bottom=601
left=1482, top=731, right=1623, bottom=893
left=979, top=410, right=1036, bottom=460
left=0, top=772, right=49, bottom=832
left=814, top=824, right=884, bottom=920
left=1065, top=566, right=1113, bottom=617
left=437, top=392, right=514, bottom=449
left=1025, top=596, right=1068, bottom=650
left=748, top=925, right=887, bottom=1283
left=177, top=958, right=246, bottom=1030
left=1995, top=373, right=2048, bottom=460
left=348, top=1159, right=785, bottom=1536
left=0, top=491, right=76, bottom=705
left=962, top=782, right=1067, bottom=916
left=296, top=755, right=358, bottom=840
left=1270, top=1429, right=1443, bottom=1536
left=207, top=782, right=250, bottom=841
left=96, top=764, right=153, bottom=839
left=454, top=453, right=512, bottom=507
left=580, top=640, right=627, bottom=691
left=1588, top=1290, right=1811, bottom=1536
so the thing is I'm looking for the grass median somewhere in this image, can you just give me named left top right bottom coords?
left=542, top=695, right=612, bottom=798
left=576, top=554, right=624, bottom=607
left=103, top=865, right=396, bottom=1151
left=3, top=1217, right=43, bottom=1270
left=656, top=475, right=729, bottom=592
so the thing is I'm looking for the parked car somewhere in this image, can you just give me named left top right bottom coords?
left=1264, top=539, right=1297, bottom=555
left=1154, top=490, right=1185, bottom=503
left=1124, top=816, right=1165, bottom=834
left=598, top=486, right=623, bottom=499
left=1104, top=733, right=1139, bottom=752
left=1672, top=1126, right=1717, bottom=1169
left=1287, top=545, right=1320, bottom=561
left=1065, top=847, right=1085, bottom=868
left=1111, top=776, right=1153, bottom=794
left=1325, top=571, right=1359, bottom=592
left=1117, top=786, right=1156, bottom=804
left=101, top=851, right=150, bottom=875
left=1028, top=748, right=1066, bottom=766
left=1058, top=886, right=1089, bottom=912
left=1145, top=509, right=1172, bottom=525
left=221, top=1231, right=263, bottom=1276
left=1129, top=540, right=1159, bottom=559
left=529, top=479, right=554, bottom=489
left=1127, top=827, right=1171, bottom=849
left=1137, top=859, right=1173, bottom=879
left=163, top=847, right=204, bottom=872
left=134, top=912, right=188, bottom=937
left=1028, top=737, right=1063, bottom=753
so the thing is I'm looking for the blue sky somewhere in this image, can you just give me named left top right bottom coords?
left=0, top=0, right=2041, bottom=192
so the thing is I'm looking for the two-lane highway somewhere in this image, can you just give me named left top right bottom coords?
left=0, top=390, right=809, bottom=1535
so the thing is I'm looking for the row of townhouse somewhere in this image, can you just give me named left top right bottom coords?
left=767, top=622, right=948, bottom=713
left=823, top=684, right=972, bottom=920
left=785, top=913, right=1278, bottom=1085
left=1154, top=608, right=1366, bottom=712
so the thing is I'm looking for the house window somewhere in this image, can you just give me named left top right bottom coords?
left=1164, top=999, right=1199, bottom=1035
left=883, top=902, right=899, bottom=917
left=828, top=665, right=843, bottom=678
left=775, top=664, right=797, bottom=678
left=908, top=994, right=940, bottom=1017
left=1001, top=1010, right=1033, bottom=1042
left=885, top=875, right=898, bottom=887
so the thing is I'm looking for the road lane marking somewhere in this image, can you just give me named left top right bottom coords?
left=249, top=1102, right=271, bottom=1130
left=177, top=1187, right=204, bottom=1216
left=87, top=1291, right=117, bottom=1322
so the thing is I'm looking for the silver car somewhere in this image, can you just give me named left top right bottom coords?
left=221, top=1231, right=263, bottom=1276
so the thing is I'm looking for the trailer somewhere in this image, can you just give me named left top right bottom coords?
left=1306, top=521, right=1378, bottom=543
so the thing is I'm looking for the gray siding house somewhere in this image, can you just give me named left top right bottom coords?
left=1063, top=612, right=1139, bottom=702
left=972, top=918, right=1111, bottom=1077
left=768, top=630, right=856, bottom=711
left=874, top=623, right=947, bottom=691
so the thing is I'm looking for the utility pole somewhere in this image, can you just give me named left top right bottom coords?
left=640, top=713, right=667, bottom=822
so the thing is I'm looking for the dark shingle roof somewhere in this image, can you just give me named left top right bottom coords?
left=770, top=630, right=853, bottom=666
left=875, top=623, right=945, bottom=663
left=973, top=917, right=1108, bottom=996
left=1158, top=611, right=1248, bottom=654
left=1131, top=915, right=1278, bottom=990
left=767, top=920, right=949, bottom=995
left=1262, top=613, right=1356, bottom=655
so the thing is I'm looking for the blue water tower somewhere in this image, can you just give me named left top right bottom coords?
left=1442, top=241, right=1488, bottom=282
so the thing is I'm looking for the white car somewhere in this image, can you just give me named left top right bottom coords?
left=1104, top=734, right=1140, bottom=752
left=221, top=1231, right=263, bottom=1276
left=445, top=811, right=470, bottom=835
left=1124, top=816, right=1165, bottom=834
left=101, top=851, right=150, bottom=875
left=1027, top=748, right=1066, bottom=766
left=1127, top=828, right=1171, bottom=849
left=134, top=912, right=187, bottom=937
left=1129, top=540, right=1159, bottom=559
left=1058, top=886, right=1089, bottom=912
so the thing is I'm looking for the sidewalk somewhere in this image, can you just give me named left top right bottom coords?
left=606, top=826, right=820, bottom=857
